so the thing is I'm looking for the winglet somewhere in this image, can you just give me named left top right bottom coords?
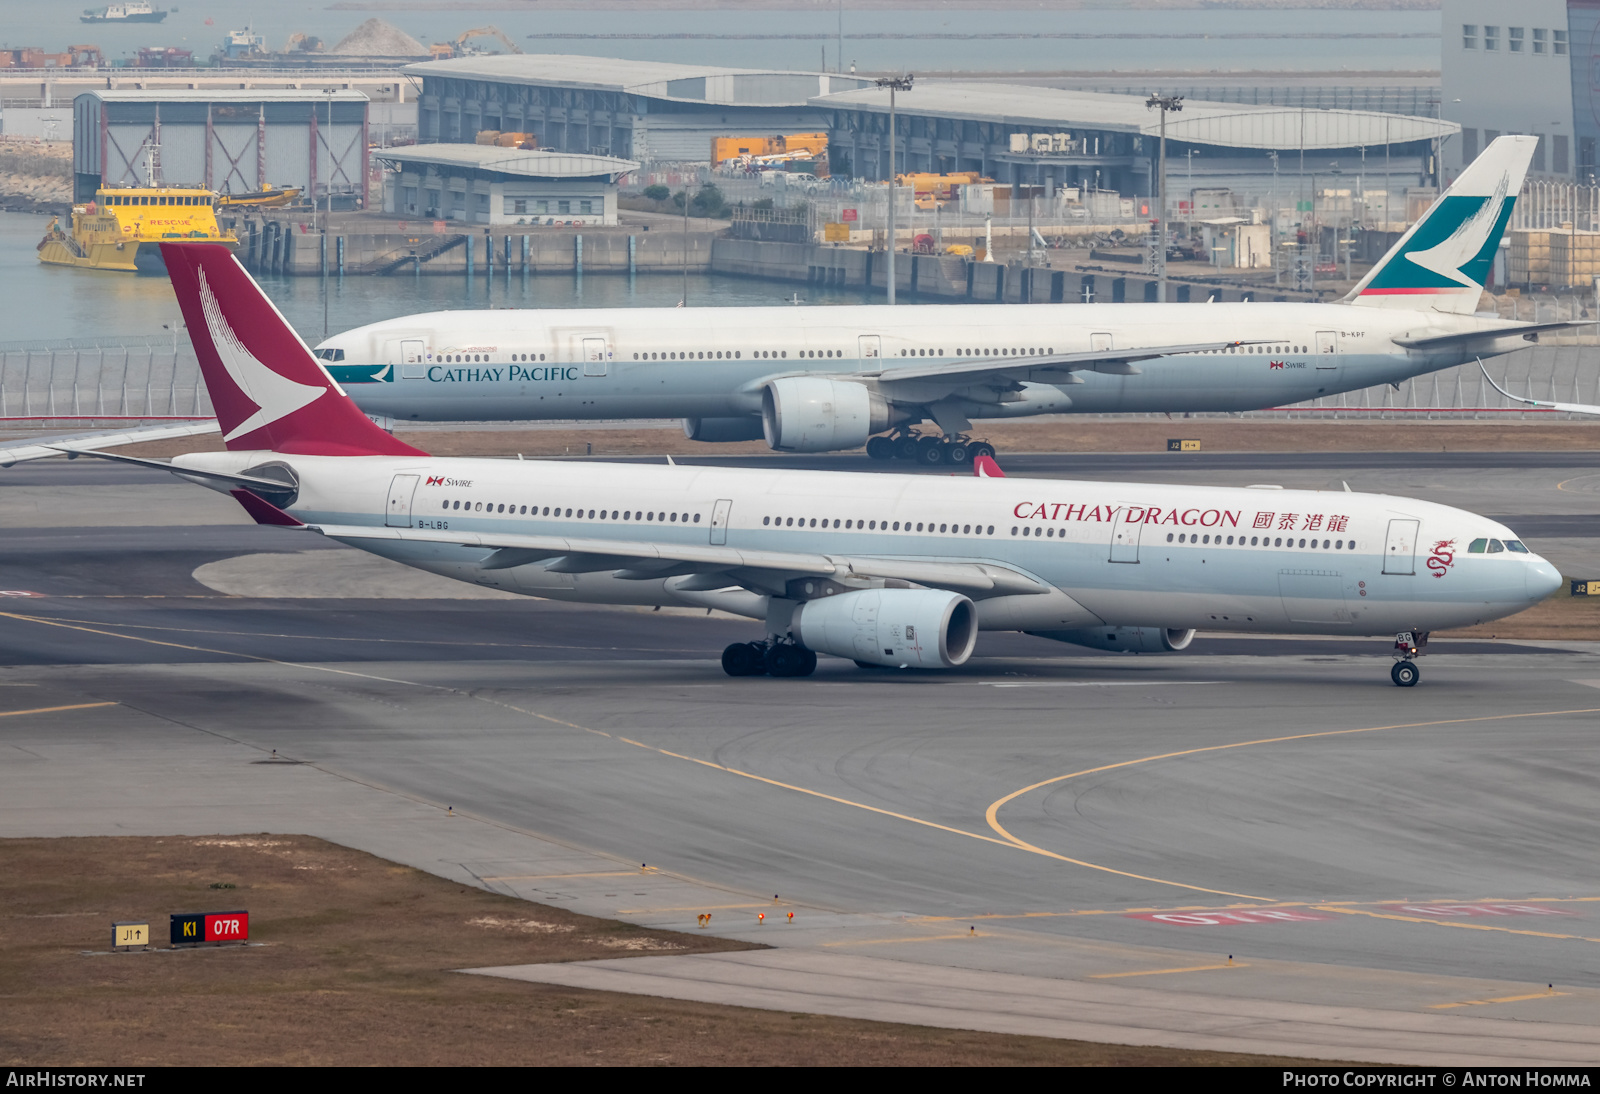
left=974, top=454, right=1006, bottom=478
left=230, top=488, right=305, bottom=527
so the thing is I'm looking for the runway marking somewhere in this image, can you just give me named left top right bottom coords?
left=614, top=903, right=775, bottom=914
left=822, top=933, right=984, bottom=947
left=0, top=702, right=117, bottom=718
left=1429, top=990, right=1571, bottom=1010
left=984, top=707, right=1600, bottom=906
left=1088, top=962, right=1248, bottom=979
left=2, top=611, right=718, bottom=656
left=980, top=681, right=1225, bottom=688
left=1311, top=904, right=1600, bottom=945
left=913, top=895, right=1600, bottom=923
left=481, top=871, right=643, bottom=881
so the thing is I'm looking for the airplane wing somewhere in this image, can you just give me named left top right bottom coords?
left=1395, top=321, right=1591, bottom=354
left=867, top=340, right=1264, bottom=386
left=1480, top=360, right=1600, bottom=416
left=0, top=420, right=220, bottom=468
left=308, top=523, right=1051, bottom=599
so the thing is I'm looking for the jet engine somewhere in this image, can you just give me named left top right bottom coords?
left=1029, top=627, right=1197, bottom=653
left=761, top=377, right=890, bottom=452
left=794, top=588, right=978, bottom=668
left=683, top=416, right=765, bottom=443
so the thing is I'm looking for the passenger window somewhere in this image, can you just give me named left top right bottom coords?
left=1468, top=538, right=1488, bottom=554
left=763, top=516, right=771, bottom=525
left=986, top=525, right=994, bottom=535
left=1506, top=540, right=1529, bottom=553
left=1274, top=537, right=1282, bottom=547
left=1487, top=539, right=1505, bottom=553
left=1167, top=533, right=1174, bottom=542
left=1250, top=536, right=1258, bottom=545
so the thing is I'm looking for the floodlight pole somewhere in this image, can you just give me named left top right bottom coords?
left=877, top=74, right=913, bottom=305
left=1145, top=92, right=1182, bottom=303
left=323, top=86, right=336, bottom=339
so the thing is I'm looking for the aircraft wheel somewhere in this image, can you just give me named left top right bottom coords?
left=766, top=643, right=810, bottom=677
left=722, top=642, right=767, bottom=677
left=970, top=441, right=996, bottom=461
left=798, top=648, right=817, bottom=676
left=866, top=436, right=895, bottom=460
left=1391, top=661, right=1419, bottom=687
left=894, top=435, right=923, bottom=460
left=917, top=437, right=948, bottom=465
left=945, top=441, right=971, bottom=466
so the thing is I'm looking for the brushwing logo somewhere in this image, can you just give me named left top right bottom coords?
left=197, top=266, right=325, bottom=442
left=1268, top=360, right=1286, bottom=370
left=426, top=476, right=445, bottom=486
left=1403, top=172, right=1511, bottom=290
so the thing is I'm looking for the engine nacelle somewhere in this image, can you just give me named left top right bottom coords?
left=795, top=588, right=978, bottom=669
left=1029, top=627, right=1197, bottom=653
left=683, top=416, right=765, bottom=443
left=762, top=377, right=889, bottom=452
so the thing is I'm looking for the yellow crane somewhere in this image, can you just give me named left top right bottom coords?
left=431, top=26, right=522, bottom=59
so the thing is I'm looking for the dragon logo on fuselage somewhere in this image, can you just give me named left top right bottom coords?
left=1426, top=539, right=1457, bottom=578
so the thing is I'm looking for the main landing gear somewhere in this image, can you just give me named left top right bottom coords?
left=721, top=639, right=817, bottom=678
left=866, top=430, right=996, bottom=467
left=1390, top=630, right=1427, bottom=687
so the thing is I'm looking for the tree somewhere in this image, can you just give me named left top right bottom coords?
left=642, top=183, right=670, bottom=207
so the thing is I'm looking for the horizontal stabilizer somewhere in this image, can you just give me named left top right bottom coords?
left=0, top=419, right=219, bottom=468
left=43, top=446, right=296, bottom=493
left=1395, top=321, right=1592, bottom=353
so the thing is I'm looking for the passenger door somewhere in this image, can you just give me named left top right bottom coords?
left=1091, top=332, right=1114, bottom=353
left=400, top=339, right=426, bottom=379
left=582, top=337, right=609, bottom=377
left=1108, top=505, right=1142, bottom=563
left=1383, top=518, right=1420, bottom=575
left=709, top=499, right=733, bottom=545
left=386, top=474, right=420, bottom=528
left=857, top=335, right=881, bottom=362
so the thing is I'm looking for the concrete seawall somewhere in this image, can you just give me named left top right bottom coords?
left=232, top=220, right=719, bottom=277
left=709, top=237, right=1320, bottom=304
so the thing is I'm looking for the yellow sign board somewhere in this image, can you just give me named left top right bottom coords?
left=113, top=922, right=149, bottom=948
left=1167, top=439, right=1201, bottom=452
left=823, top=222, right=850, bottom=242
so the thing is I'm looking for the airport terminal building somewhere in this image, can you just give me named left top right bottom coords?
left=405, top=55, right=1457, bottom=204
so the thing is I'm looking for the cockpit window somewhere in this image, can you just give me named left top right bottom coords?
left=1505, top=540, right=1529, bottom=553
left=313, top=348, right=345, bottom=361
left=1487, top=539, right=1505, bottom=554
left=1468, top=538, right=1488, bottom=554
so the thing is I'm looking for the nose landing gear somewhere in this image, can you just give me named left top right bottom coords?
left=1390, top=631, right=1427, bottom=687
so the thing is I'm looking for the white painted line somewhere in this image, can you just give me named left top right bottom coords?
left=981, top=681, right=1225, bottom=688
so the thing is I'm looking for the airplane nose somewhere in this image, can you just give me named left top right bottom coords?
left=1526, top=559, right=1563, bottom=602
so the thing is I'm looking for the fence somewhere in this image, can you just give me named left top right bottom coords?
left=1, top=339, right=1596, bottom=428
left=0, top=337, right=210, bottom=422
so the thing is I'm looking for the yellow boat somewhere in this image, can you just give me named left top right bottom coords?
left=37, top=185, right=238, bottom=274
left=216, top=184, right=303, bottom=209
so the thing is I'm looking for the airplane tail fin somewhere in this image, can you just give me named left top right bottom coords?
left=1344, top=134, right=1536, bottom=315
left=974, top=454, right=1005, bottom=478
left=160, top=243, right=426, bottom=457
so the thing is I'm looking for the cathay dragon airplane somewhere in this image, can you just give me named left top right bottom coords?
left=316, top=136, right=1573, bottom=464
left=55, top=243, right=1563, bottom=686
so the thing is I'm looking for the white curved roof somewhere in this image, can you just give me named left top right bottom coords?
left=375, top=145, right=639, bottom=179
left=813, top=82, right=1458, bottom=151
left=406, top=55, right=873, bottom=107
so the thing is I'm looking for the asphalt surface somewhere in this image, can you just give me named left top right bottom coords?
left=2, top=450, right=1599, bottom=1060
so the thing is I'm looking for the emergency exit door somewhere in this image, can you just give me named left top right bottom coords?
left=709, top=499, right=733, bottom=545
left=858, top=335, right=881, bottom=360
left=582, top=337, right=609, bottom=376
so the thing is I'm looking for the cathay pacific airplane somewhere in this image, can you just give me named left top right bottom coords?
left=61, top=243, right=1562, bottom=687
left=317, top=136, right=1575, bottom=464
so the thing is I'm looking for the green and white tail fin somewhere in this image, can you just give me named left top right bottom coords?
left=1344, top=134, right=1535, bottom=314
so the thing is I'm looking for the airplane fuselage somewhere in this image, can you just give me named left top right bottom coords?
left=173, top=449, right=1559, bottom=641
left=320, top=301, right=1503, bottom=427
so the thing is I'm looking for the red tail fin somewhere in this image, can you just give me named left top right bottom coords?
left=161, top=243, right=426, bottom=457
left=974, top=454, right=1005, bottom=478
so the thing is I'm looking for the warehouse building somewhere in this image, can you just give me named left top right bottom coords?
left=71, top=88, right=371, bottom=205
left=405, top=54, right=872, bottom=162
left=375, top=145, right=637, bottom=226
